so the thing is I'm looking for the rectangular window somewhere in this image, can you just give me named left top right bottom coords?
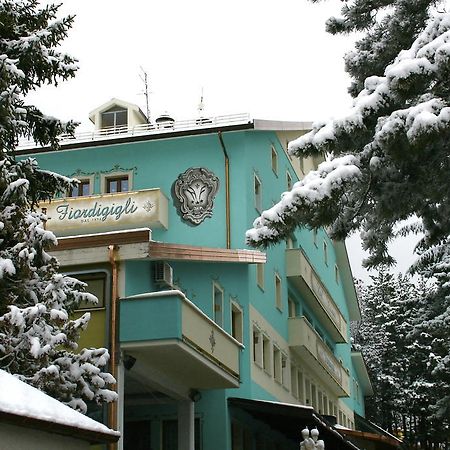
left=323, top=394, right=329, bottom=414
left=291, top=366, right=298, bottom=398
left=273, top=346, right=281, bottom=383
left=305, top=378, right=311, bottom=405
left=288, top=297, right=296, bottom=318
left=275, top=273, right=282, bottom=310
left=213, top=283, right=224, bottom=327
left=286, top=171, right=293, bottom=190
left=253, top=327, right=262, bottom=367
left=231, top=301, right=243, bottom=343
left=106, top=175, right=129, bottom=193
left=254, top=175, right=262, bottom=212
left=69, top=179, right=90, bottom=197
left=281, top=353, right=289, bottom=388
left=318, top=390, right=323, bottom=413
left=271, top=146, right=278, bottom=175
left=262, top=334, right=271, bottom=373
left=323, top=241, right=328, bottom=266
left=74, top=272, right=107, bottom=310
left=256, top=264, right=264, bottom=290
left=297, top=371, right=304, bottom=403
left=101, top=107, right=127, bottom=130
left=311, top=383, right=317, bottom=409
left=335, top=264, right=340, bottom=284
left=312, top=229, right=318, bottom=247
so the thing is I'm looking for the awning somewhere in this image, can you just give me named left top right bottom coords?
left=228, top=398, right=360, bottom=450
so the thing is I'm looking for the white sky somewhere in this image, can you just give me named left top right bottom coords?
left=30, top=0, right=419, bottom=282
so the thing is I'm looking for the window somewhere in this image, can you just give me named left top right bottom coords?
left=305, top=378, right=311, bottom=405
left=101, top=106, right=127, bottom=130
left=253, top=327, right=262, bottom=366
left=273, top=346, right=281, bottom=383
left=311, top=383, right=317, bottom=409
left=323, top=241, right=328, bottom=266
left=286, top=171, right=293, bottom=190
left=323, top=394, right=329, bottom=415
left=74, top=272, right=107, bottom=310
left=288, top=297, right=296, bottom=318
left=297, top=371, right=304, bottom=403
left=256, top=264, right=264, bottom=290
left=106, top=175, right=129, bottom=193
left=299, top=155, right=305, bottom=174
left=213, top=282, right=224, bottom=327
left=271, top=146, right=278, bottom=175
left=254, top=174, right=262, bottom=212
left=262, top=334, right=271, bottom=373
left=312, top=229, right=318, bottom=247
left=69, top=179, right=90, bottom=197
left=318, top=390, right=323, bottom=413
left=231, top=301, right=243, bottom=342
left=291, top=366, right=298, bottom=398
left=281, top=353, right=289, bottom=388
left=286, top=234, right=297, bottom=249
left=275, top=273, right=282, bottom=310
left=335, top=264, right=340, bottom=284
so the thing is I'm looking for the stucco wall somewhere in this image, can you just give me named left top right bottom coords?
left=0, top=422, right=89, bottom=450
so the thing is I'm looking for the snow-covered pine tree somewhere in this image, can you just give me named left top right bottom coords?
left=0, top=0, right=117, bottom=413
left=246, top=4, right=450, bottom=269
left=246, top=1, right=450, bottom=428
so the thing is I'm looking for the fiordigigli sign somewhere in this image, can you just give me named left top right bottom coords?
left=41, top=189, right=168, bottom=236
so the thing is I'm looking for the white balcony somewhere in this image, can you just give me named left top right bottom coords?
left=288, top=316, right=350, bottom=397
left=286, top=248, right=348, bottom=343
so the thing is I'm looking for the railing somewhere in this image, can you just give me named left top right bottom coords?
left=17, top=113, right=251, bottom=150
left=288, top=316, right=350, bottom=397
left=286, top=248, right=348, bottom=343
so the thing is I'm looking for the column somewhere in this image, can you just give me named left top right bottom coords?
left=178, top=400, right=195, bottom=450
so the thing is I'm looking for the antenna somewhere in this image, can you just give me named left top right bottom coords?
left=139, top=67, right=151, bottom=123
left=198, top=86, right=205, bottom=116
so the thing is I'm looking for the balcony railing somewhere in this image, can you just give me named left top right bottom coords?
left=288, top=316, right=350, bottom=397
left=120, top=290, right=241, bottom=389
left=18, top=113, right=251, bottom=150
left=286, top=248, right=347, bottom=343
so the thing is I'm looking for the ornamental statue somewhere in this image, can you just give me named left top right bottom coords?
left=300, top=428, right=325, bottom=450
left=173, top=167, right=219, bottom=225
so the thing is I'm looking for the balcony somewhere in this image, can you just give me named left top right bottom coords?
left=288, top=316, right=350, bottom=397
left=120, top=290, right=241, bottom=390
left=40, top=188, right=168, bottom=237
left=286, top=248, right=347, bottom=343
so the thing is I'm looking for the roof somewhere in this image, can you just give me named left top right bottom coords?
left=351, top=351, right=374, bottom=396
left=0, top=370, right=120, bottom=444
left=88, top=97, right=147, bottom=124
left=228, top=397, right=359, bottom=450
left=16, top=113, right=312, bottom=154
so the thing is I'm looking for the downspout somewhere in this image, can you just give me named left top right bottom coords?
left=218, top=132, right=231, bottom=249
left=108, top=244, right=119, bottom=450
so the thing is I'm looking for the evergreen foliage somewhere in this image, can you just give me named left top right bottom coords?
left=355, top=272, right=449, bottom=447
left=246, top=0, right=450, bottom=437
left=0, top=0, right=117, bottom=413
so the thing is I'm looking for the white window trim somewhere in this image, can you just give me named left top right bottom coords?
left=230, top=299, right=243, bottom=343
left=254, top=173, right=262, bottom=212
left=271, top=145, right=278, bottom=175
left=212, top=281, right=224, bottom=327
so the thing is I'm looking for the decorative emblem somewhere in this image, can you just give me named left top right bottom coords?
left=209, top=329, right=216, bottom=353
left=142, top=200, right=155, bottom=213
left=173, top=167, right=219, bottom=225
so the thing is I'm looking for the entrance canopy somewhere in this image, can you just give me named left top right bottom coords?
left=228, top=398, right=359, bottom=450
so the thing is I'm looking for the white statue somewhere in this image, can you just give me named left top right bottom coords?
left=300, top=427, right=325, bottom=450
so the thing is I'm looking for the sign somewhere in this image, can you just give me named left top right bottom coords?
left=41, top=189, right=168, bottom=236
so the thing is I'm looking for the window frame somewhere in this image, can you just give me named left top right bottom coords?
left=70, top=270, right=110, bottom=311
left=254, top=174, right=262, bottom=212
left=101, top=170, right=133, bottom=194
left=212, top=282, right=224, bottom=327
left=271, top=145, right=278, bottom=175
left=286, top=171, right=293, bottom=191
left=101, top=106, right=128, bottom=130
left=256, top=263, right=264, bottom=290
left=230, top=300, right=243, bottom=343
left=275, top=273, right=282, bottom=311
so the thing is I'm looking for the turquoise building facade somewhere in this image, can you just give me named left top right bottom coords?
left=18, top=99, right=372, bottom=450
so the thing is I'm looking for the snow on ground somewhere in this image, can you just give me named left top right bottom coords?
left=0, top=369, right=119, bottom=437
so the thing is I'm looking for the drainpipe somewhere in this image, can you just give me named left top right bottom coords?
left=218, top=132, right=231, bottom=249
left=108, top=244, right=119, bottom=449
